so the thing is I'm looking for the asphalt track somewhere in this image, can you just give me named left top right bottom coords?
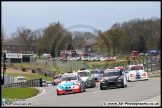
left=25, top=78, right=160, bottom=106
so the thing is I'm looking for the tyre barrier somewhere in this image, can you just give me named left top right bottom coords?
left=1, top=78, right=42, bottom=88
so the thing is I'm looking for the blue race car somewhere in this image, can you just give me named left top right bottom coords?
left=56, top=73, right=86, bottom=95
left=90, top=69, right=101, bottom=82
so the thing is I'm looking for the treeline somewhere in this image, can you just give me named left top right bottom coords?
left=97, top=17, right=161, bottom=56
left=1, top=17, right=161, bottom=57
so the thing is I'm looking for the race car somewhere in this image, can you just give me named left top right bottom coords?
left=56, top=73, right=86, bottom=95
left=52, top=74, right=62, bottom=86
left=42, top=80, right=47, bottom=87
left=77, top=70, right=96, bottom=88
left=90, top=69, right=101, bottom=82
left=115, top=66, right=127, bottom=80
left=100, top=69, right=127, bottom=90
left=126, top=64, right=148, bottom=82
left=45, top=81, right=53, bottom=87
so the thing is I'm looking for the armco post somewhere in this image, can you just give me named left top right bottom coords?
left=39, top=78, right=42, bottom=87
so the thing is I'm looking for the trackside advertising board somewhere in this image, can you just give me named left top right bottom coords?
left=6, top=53, right=22, bottom=58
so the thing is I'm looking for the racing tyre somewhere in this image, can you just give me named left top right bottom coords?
left=79, top=85, right=82, bottom=93
left=93, top=84, right=96, bottom=87
left=57, top=94, right=60, bottom=96
left=121, top=80, right=125, bottom=88
left=83, top=86, right=86, bottom=92
left=100, top=84, right=104, bottom=90
left=125, top=84, right=127, bottom=87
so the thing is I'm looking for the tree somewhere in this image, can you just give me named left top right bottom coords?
left=71, top=31, right=86, bottom=50
left=106, top=25, right=124, bottom=56
left=1, top=26, right=6, bottom=47
left=1, top=26, right=6, bottom=65
left=34, top=28, right=45, bottom=58
left=42, top=22, right=64, bottom=57
left=95, top=30, right=110, bottom=56
left=120, top=17, right=161, bottom=53
left=11, top=26, right=35, bottom=53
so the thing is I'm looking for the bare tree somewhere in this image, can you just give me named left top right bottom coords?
left=34, top=28, right=45, bottom=58
left=72, top=31, right=86, bottom=50
left=12, top=26, right=35, bottom=53
left=1, top=26, right=6, bottom=64
left=95, top=31, right=111, bottom=56
left=1, top=26, right=5, bottom=46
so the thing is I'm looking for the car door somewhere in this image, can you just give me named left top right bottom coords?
left=78, top=75, right=82, bottom=87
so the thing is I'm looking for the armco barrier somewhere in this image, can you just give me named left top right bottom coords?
left=1, top=78, right=42, bottom=88
left=3, top=75, right=15, bottom=85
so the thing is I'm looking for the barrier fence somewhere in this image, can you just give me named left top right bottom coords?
left=2, top=75, right=16, bottom=85
left=23, top=59, right=83, bottom=72
left=1, top=78, right=42, bottom=88
left=9, top=55, right=160, bottom=76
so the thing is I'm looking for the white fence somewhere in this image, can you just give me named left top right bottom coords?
left=1, top=78, right=42, bottom=88
left=2, top=75, right=16, bottom=85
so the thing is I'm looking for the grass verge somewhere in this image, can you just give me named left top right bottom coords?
left=2, top=88, right=39, bottom=99
left=149, top=75, right=161, bottom=78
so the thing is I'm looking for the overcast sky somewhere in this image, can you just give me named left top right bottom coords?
left=2, top=1, right=161, bottom=37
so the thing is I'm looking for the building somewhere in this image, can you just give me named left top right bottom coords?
left=5, top=53, right=36, bottom=63
left=2, top=37, right=36, bottom=54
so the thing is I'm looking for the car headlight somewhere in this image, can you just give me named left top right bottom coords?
left=101, top=81, right=105, bottom=83
left=88, top=78, right=93, bottom=81
left=100, top=78, right=105, bottom=82
left=117, top=78, right=122, bottom=82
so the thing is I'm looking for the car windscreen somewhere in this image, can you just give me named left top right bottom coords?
left=61, top=75, right=77, bottom=81
left=17, top=78, right=25, bottom=80
left=91, top=70, right=100, bottom=74
left=103, top=71, right=120, bottom=77
left=54, top=75, right=60, bottom=79
left=42, top=81, right=46, bottom=83
left=100, top=70, right=104, bottom=74
left=131, top=66, right=143, bottom=70
left=77, top=72, right=89, bottom=77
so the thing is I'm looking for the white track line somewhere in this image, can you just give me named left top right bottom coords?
left=139, top=95, right=161, bottom=102
left=93, top=91, right=100, bottom=93
left=44, top=87, right=56, bottom=94
left=27, top=88, right=46, bottom=100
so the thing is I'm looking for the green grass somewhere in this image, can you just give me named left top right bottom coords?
left=36, top=56, right=43, bottom=59
left=5, top=73, right=53, bottom=81
left=49, top=67, right=62, bottom=74
left=2, top=88, right=39, bottom=99
left=10, top=63, right=30, bottom=68
left=149, top=75, right=161, bottom=78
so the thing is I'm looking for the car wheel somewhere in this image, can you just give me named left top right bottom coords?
left=125, top=84, right=127, bottom=87
left=79, top=85, right=82, bottom=93
left=94, top=83, right=96, bottom=87
left=57, top=94, right=60, bottom=96
left=127, top=76, right=131, bottom=82
left=122, top=79, right=125, bottom=88
left=100, top=84, right=104, bottom=90
left=83, top=86, right=86, bottom=92
left=92, top=83, right=95, bottom=88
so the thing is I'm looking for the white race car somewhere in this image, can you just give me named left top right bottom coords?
left=126, top=64, right=148, bottom=82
